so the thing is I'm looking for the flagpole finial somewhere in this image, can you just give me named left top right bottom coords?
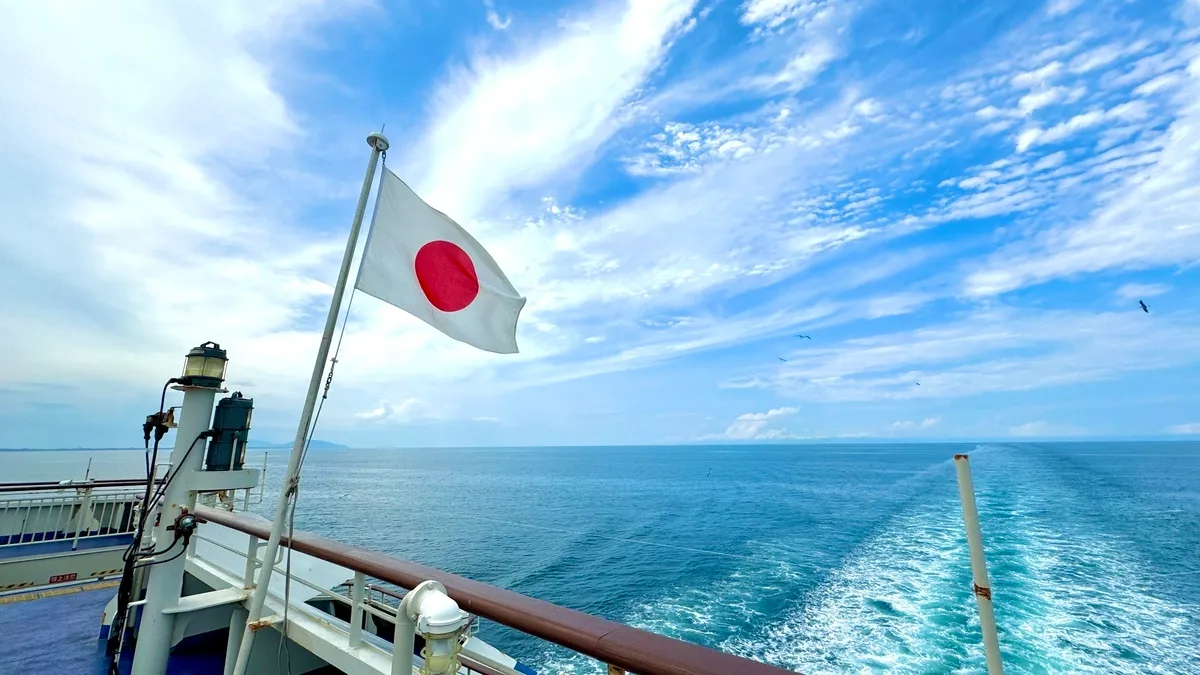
left=367, top=132, right=390, bottom=152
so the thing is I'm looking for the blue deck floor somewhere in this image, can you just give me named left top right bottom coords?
left=0, top=586, right=225, bottom=674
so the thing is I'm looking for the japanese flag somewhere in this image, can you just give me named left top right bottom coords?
left=355, top=169, right=526, bottom=354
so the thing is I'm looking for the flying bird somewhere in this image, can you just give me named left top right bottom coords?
left=778, top=357, right=788, bottom=362
left=915, top=382, right=921, bottom=386
left=795, top=334, right=812, bottom=339
left=1139, top=300, right=1149, bottom=313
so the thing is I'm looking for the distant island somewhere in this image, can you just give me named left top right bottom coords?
left=249, top=439, right=349, bottom=450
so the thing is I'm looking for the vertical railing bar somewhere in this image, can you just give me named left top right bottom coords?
left=349, top=571, right=365, bottom=649
left=31, top=498, right=46, bottom=542
left=243, top=536, right=259, bottom=588
left=52, top=495, right=69, bottom=541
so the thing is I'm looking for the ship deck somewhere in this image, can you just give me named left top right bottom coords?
left=0, top=583, right=223, bottom=674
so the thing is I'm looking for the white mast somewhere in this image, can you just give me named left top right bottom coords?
left=229, top=131, right=389, bottom=675
left=954, top=453, right=1004, bottom=675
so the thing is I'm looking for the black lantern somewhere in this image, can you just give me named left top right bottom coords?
left=182, top=341, right=228, bottom=389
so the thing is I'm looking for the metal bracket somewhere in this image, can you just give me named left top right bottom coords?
left=248, top=614, right=283, bottom=632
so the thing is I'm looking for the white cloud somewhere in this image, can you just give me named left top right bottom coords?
left=1069, top=44, right=1123, bottom=74
left=355, top=398, right=431, bottom=423
left=1016, top=127, right=1043, bottom=152
left=1115, top=283, right=1171, bottom=301
left=1033, top=150, right=1068, bottom=171
left=890, top=416, right=940, bottom=432
left=1009, top=421, right=1051, bottom=437
left=965, top=58, right=1200, bottom=296
left=1046, top=0, right=1084, bottom=18
left=407, top=0, right=698, bottom=219
left=1012, top=61, right=1063, bottom=88
left=741, top=0, right=834, bottom=33
left=1018, top=86, right=1065, bottom=115
left=1166, top=423, right=1200, bottom=434
left=483, top=0, right=511, bottom=30
left=1135, top=72, right=1184, bottom=96
left=0, top=1, right=369, bottom=404
left=717, top=406, right=799, bottom=439
left=728, top=308, right=1200, bottom=403
left=1010, top=420, right=1086, bottom=437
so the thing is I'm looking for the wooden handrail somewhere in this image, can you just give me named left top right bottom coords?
left=195, top=506, right=797, bottom=675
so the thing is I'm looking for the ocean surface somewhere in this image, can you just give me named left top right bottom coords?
left=5, top=442, right=1199, bottom=674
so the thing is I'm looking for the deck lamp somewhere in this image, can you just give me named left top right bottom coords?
left=182, top=341, right=228, bottom=389
left=402, top=581, right=471, bottom=675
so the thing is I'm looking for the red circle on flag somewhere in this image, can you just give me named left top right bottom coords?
left=414, top=240, right=480, bottom=312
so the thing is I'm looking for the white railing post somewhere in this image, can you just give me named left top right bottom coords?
left=243, top=536, right=259, bottom=588
left=349, top=572, right=365, bottom=649
left=954, top=453, right=1004, bottom=675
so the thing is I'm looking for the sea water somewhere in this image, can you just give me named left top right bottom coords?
left=5, top=442, right=1198, bottom=673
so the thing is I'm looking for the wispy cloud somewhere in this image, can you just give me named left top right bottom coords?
left=483, top=0, right=511, bottom=30
left=1115, top=282, right=1172, bottom=301
left=355, top=398, right=433, bottom=424
left=727, top=308, right=1200, bottom=403
left=408, top=0, right=698, bottom=220
left=1166, top=422, right=1200, bottom=434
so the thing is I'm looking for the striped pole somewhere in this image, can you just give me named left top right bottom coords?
left=954, top=453, right=1003, bottom=674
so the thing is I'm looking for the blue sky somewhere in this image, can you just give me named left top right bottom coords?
left=2, top=0, right=1200, bottom=448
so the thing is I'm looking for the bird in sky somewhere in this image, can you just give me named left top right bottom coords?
left=915, top=382, right=921, bottom=386
left=778, top=357, right=788, bottom=362
left=795, top=334, right=812, bottom=339
left=1140, top=300, right=1149, bottom=313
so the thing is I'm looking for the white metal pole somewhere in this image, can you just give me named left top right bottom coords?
left=954, top=453, right=1004, bottom=675
left=391, top=610, right=416, bottom=675
left=229, top=131, right=389, bottom=675
left=130, top=386, right=219, bottom=675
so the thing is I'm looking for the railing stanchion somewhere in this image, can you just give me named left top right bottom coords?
left=349, top=571, right=365, bottom=649
left=243, top=536, right=259, bottom=588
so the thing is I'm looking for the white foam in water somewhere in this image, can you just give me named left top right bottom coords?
left=724, top=447, right=1200, bottom=674
left=538, top=446, right=1200, bottom=674
left=535, top=552, right=804, bottom=674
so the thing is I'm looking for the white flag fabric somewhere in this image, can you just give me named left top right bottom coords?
left=355, top=169, right=526, bottom=354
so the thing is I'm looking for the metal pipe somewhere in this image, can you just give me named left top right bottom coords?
left=0, top=478, right=155, bottom=493
left=230, top=131, right=389, bottom=675
left=954, top=454, right=1004, bottom=675
left=131, top=387, right=219, bottom=675
left=391, top=606, right=416, bottom=675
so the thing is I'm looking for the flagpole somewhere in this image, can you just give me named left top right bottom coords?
left=954, top=453, right=1004, bottom=675
left=229, top=131, right=389, bottom=675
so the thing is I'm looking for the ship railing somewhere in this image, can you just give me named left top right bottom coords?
left=195, top=505, right=797, bottom=675
left=0, top=479, right=147, bottom=549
